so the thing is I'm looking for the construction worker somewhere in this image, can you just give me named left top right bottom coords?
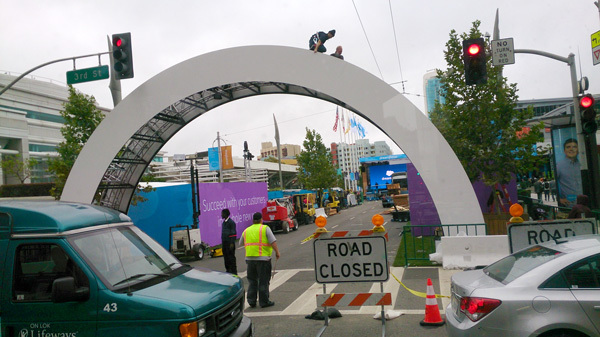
left=239, top=212, right=280, bottom=308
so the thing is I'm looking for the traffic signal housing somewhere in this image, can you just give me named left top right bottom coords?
left=580, top=94, right=597, bottom=135
left=112, top=33, right=134, bottom=79
left=463, top=38, right=487, bottom=85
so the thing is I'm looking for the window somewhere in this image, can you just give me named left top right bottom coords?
left=484, top=245, right=561, bottom=284
left=563, top=256, right=600, bottom=289
left=13, top=244, right=88, bottom=302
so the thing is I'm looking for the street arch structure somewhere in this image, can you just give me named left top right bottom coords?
left=61, top=45, right=484, bottom=225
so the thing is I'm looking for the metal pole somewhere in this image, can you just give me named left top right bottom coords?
left=380, top=281, right=386, bottom=337
left=316, top=284, right=329, bottom=337
left=514, top=49, right=593, bottom=199
left=0, top=51, right=110, bottom=96
left=217, top=132, right=223, bottom=183
left=190, top=160, right=199, bottom=229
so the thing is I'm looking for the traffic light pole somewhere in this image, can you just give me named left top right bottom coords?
left=514, top=49, right=598, bottom=207
left=0, top=51, right=110, bottom=96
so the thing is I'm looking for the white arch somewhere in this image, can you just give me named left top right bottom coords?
left=61, top=45, right=484, bottom=225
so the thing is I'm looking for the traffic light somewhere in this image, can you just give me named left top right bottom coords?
left=462, top=38, right=487, bottom=85
left=580, top=94, right=597, bottom=135
left=111, top=32, right=134, bottom=79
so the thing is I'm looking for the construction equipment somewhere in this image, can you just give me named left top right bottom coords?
left=169, top=225, right=208, bottom=260
left=262, top=197, right=299, bottom=234
left=292, top=193, right=316, bottom=225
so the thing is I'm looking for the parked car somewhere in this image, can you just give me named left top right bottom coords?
left=446, top=234, right=600, bottom=337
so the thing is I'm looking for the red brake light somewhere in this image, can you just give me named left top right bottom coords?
left=460, top=297, right=501, bottom=322
left=468, top=44, right=480, bottom=56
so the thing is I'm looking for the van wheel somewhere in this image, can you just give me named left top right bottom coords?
left=292, top=219, right=299, bottom=231
left=283, top=221, right=290, bottom=234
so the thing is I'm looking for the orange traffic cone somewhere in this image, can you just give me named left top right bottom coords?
left=420, top=278, right=445, bottom=326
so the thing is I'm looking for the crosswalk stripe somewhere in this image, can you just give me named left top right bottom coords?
left=358, top=266, right=404, bottom=314
left=241, top=267, right=448, bottom=316
left=280, top=281, right=339, bottom=315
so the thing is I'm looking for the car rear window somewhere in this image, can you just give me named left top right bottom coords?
left=483, top=245, right=562, bottom=284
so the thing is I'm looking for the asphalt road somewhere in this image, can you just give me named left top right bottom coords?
left=188, top=201, right=453, bottom=337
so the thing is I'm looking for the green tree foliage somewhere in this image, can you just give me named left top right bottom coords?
left=48, top=86, right=104, bottom=198
left=430, top=21, right=547, bottom=187
left=1, top=154, right=38, bottom=184
left=296, top=128, right=339, bottom=206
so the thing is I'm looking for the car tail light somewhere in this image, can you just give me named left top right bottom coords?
left=460, top=297, right=501, bottom=322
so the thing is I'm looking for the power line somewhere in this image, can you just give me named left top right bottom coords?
left=388, top=0, right=406, bottom=93
left=223, top=108, right=334, bottom=137
left=352, top=0, right=384, bottom=80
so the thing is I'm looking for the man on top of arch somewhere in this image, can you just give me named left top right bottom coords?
left=309, top=29, right=336, bottom=53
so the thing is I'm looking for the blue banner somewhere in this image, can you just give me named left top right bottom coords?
left=208, top=147, right=220, bottom=171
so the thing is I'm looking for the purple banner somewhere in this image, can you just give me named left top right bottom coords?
left=198, top=182, right=268, bottom=246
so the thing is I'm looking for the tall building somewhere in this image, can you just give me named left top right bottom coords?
left=423, top=70, right=445, bottom=114
left=259, top=141, right=301, bottom=160
left=331, top=139, right=392, bottom=190
left=0, top=74, right=110, bottom=185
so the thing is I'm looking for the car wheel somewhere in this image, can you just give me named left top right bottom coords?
left=292, top=219, right=299, bottom=231
left=283, top=221, right=290, bottom=234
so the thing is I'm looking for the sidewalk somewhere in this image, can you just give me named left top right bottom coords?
left=527, top=187, right=559, bottom=208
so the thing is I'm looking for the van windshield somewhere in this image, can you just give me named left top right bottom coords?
left=70, top=225, right=183, bottom=290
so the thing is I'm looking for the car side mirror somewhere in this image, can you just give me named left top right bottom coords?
left=52, top=277, right=90, bottom=303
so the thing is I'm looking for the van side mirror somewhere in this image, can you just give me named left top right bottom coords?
left=52, top=277, right=90, bottom=303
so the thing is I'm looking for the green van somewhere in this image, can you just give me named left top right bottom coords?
left=0, top=200, right=252, bottom=337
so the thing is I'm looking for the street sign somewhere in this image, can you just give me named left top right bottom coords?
left=507, top=219, right=596, bottom=253
left=313, top=235, right=388, bottom=283
left=491, top=38, right=515, bottom=66
left=66, top=65, right=109, bottom=84
left=591, top=30, right=600, bottom=66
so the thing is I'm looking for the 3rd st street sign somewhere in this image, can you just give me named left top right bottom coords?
left=314, top=235, right=388, bottom=283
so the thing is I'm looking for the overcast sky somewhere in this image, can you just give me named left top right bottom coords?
left=2, top=0, right=600, bottom=158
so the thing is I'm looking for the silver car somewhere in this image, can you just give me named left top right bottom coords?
left=446, top=235, right=600, bottom=337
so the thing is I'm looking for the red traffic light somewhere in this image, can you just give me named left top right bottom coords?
left=467, top=44, right=481, bottom=56
left=580, top=95, right=595, bottom=109
left=115, top=38, right=123, bottom=47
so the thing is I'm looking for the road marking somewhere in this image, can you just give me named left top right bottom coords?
left=280, top=282, right=338, bottom=315
left=350, top=216, right=355, bottom=220
left=332, top=225, right=339, bottom=229
left=359, top=266, right=404, bottom=314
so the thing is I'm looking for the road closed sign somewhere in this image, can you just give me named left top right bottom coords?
left=508, top=219, right=596, bottom=253
left=313, top=236, right=388, bottom=283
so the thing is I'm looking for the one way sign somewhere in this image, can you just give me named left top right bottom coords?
left=591, top=30, right=600, bottom=66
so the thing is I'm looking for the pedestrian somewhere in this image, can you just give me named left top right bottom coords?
left=239, top=212, right=281, bottom=308
left=330, top=45, right=344, bottom=60
left=221, top=208, right=237, bottom=275
left=309, top=29, right=336, bottom=53
left=549, top=179, right=557, bottom=202
left=533, top=178, right=543, bottom=202
left=543, top=179, right=550, bottom=202
left=567, top=195, right=594, bottom=219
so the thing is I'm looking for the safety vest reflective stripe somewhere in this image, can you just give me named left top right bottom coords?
left=243, top=224, right=272, bottom=257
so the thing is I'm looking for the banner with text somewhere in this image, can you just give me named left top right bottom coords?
left=198, top=182, right=268, bottom=246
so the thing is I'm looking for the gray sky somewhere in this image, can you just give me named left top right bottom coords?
left=2, top=0, right=600, bottom=158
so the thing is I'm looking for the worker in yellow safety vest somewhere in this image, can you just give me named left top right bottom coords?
left=239, top=212, right=280, bottom=308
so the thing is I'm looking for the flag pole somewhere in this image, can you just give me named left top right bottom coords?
left=273, top=114, right=284, bottom=190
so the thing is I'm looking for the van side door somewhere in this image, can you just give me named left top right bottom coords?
left=3, top=240, right=98, bottom=337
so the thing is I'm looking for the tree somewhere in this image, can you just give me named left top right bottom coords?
left=48, top=86, right=105, bottom=199
left=430, top=21, right=547, bottom=193
left=296, top=128, right=339, bottom=207
left=1, top=154, right=38, bottom=184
